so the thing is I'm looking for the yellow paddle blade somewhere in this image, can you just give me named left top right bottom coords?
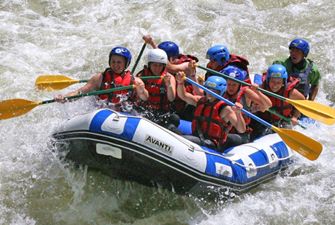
left=272, top=126, right=322, bottom=161
left=286, top=99, right=335, bottom=125
left=0, top=99, right=40, bottom=120
left=35, top=75, right=79, bottom=91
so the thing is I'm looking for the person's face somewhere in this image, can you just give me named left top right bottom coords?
left=205, top=89, right=221, bottom=102
left=227, top=79, right=240, bottom=95
left=110, top=55, right=126, bottom=74
left=207, top=59, right=220, bottom=69
left=169, top=56, right=178, bottom=64
left=149, top=62, right=165, bottom=75
left=289, top=48, right=304, bottom=64
left=268, top=77, right=284, bottom=92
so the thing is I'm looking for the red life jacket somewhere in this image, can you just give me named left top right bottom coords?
left=236, top=87, right=251, bottom=126
left=206, top=61, right=224, bottom=73
left=173, top=82, right=193, bottom=114
left=259, top=76, right=300, bottom=122
left=98, top=68, right=132, bottom=103
left=224, top=86, right=251, bottom=133
left=171, top=54, right=198, bottom=113
left=224, top=54, right=249, bottom=75
left=176, top=54, right=199, bottom=64
left=136, top=66, right=171, bottom=112
left=192, top=98, right=232, bottom=146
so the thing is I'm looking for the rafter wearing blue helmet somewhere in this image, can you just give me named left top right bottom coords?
left=206, top=45, right=230, bottom=66
left=266, top=64, right=288, bottom=87
left=158, top=41, right=180, bottom=59
left=221, top=66, right=248, bottom=98
left=204, top=75, right=227, bottom=96
left=272, top=38, right=321, bottom=100
left=221, top=66, right=247, bottom=81
left=205, top=44, right=250, bottom=80
left=55, top=46, right=149, bottom=107
left=175, top=72, right=246, bottom=153
left=289, top=38, right=310, bottom=57
left=249, top=64, right=305, bottom=141
left=109, top=46, right=132, bottom=68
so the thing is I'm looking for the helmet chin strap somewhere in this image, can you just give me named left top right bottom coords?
left=292, top=58, right=306, bottom=70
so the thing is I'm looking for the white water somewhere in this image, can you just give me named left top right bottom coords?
left=1, top=0, right=335, bottom=224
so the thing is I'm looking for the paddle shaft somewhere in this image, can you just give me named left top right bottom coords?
left=77, top=79, right=89, bottom=83
left=185, top=77, right=322, bottom=160
left=131, top=43, right=147, bottom=75
left=40, top=85, right=134, bottom=105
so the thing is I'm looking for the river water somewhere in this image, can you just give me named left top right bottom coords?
left=1, top=0, right=335, bottom=224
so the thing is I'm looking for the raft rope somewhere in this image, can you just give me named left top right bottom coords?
left=110, top=110, right=294, bottom=171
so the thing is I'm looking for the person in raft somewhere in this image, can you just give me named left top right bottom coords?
left=54, top=46, right=148, bottom=113
left=175, top=72, right=246, bottom=153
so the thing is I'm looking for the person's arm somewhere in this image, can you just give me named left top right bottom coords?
left=220, top=103, right=246, bottom=133
left=164, top=73, right=176, bottom=102
left=134, top=77, right=149, bottom=101
left=175, top=72, right=201, bottom=106
left=187, top=60, right=204, bottom=96
left=166, top=62, right=189, bottom=74
left=54, top=73, right=102, bottom=102
left=245, top=85, right=272, bottom=112
left=142, top=34, right=157, bottom=49
left=309, top=84, right=319, bottom=101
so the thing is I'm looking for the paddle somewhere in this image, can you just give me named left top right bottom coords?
left=185, top=77, right=322, bottom=161
left=35, top=75, right=89, bottom=91
left=0, top=85, right=134, bottom=120
left=197, top=65, right=335, bottom=125
left=35, top=74, right=160, bottom=91
left=131, top=43, right=147, bottom=75
left=35, top=43, right=148, bottom=91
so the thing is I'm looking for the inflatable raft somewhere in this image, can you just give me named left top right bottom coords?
left=52, top=109, right=294, bottom=194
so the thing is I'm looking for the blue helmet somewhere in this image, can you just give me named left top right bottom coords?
left=289, top=38, right=310, bottom=57
left=109, top=46, right=132, bottom=67
left=206, top=45, right=230, bottom=66
left=204, top=76, right=227, bottom=96
left=267, top=64, right=288, bottom=85
left=221, top=66, right=247, bottom=81
left=158, top=41, right=179, bottom=58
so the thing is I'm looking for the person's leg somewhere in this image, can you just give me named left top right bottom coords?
left=183, top=135, right=202, bottom=145
left=179, top=105, right=195, bottom=121
left=158, top=113, right=181, bottom=134
left=220, top=133, right=250, bottom=152
left=183, top=135, right=215, bottom=149
left=249, top=119, right=268, bottom=141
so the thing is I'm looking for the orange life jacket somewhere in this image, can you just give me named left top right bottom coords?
left=171, top=54, right=198, bottom=113
left=258, top=75, right=300, bottom=122
left=136, top=66, right=171, bottom=112
left=98, top=68, right=132, bottom=103
left=224, top=86, right=252, bottom=133
left=173, top=83, right=193, bottom=114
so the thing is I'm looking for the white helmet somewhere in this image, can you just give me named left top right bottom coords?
left=147, top=49, right=168, bottom=65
